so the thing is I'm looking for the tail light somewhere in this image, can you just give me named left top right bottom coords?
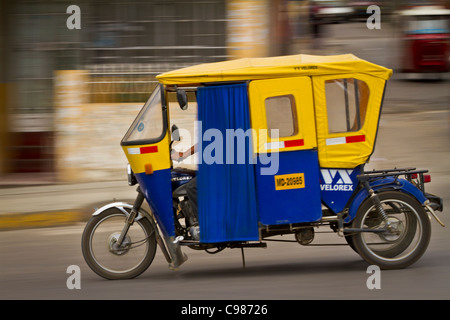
left=409, top=172, right=431, bottom=183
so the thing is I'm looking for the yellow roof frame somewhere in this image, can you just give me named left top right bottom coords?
left=156, top=54, right=393, bottom=85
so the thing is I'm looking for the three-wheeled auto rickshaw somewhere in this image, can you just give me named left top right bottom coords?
left=398, top=5, right=450, bottom=77
left=81, top=54, right=444, bottom=280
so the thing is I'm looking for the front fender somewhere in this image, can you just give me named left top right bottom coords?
left=92, top=202, right=149, bottom=222
left=346, top=177, right=428, bottom=223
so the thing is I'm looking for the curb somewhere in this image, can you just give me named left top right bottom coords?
left=0, top=210, right=91, bottom=231
left=0, top=199, right=137, bottom=231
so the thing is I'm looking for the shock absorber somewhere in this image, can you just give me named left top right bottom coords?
left=369, top=189, right=389, bottom=221
left=363, top=181, right=388, bottom=222
left=117, top=186, right=145, bottom=246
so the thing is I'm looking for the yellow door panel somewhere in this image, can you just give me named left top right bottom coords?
left=312, top=73, right=386, bottom=168
left=249, top=77, right=317, bottom=154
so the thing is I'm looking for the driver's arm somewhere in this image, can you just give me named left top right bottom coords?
left=174, top=144, right=198, bottom=161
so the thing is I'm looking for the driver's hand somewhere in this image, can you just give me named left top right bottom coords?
left=171, top=150, right=184, bottom=161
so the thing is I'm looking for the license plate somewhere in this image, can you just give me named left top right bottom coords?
left=274, top=173, right=305, bottom=190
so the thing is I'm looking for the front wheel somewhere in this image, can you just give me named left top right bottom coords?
left=81, top=208, right=157, bottom=279
left=351, top=191, right=431, bottom=269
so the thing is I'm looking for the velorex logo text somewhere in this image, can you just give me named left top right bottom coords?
left=320, top=169, right=354, bottom=191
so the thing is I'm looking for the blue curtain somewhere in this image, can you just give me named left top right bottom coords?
left=197, top=83, right=259, bottom=243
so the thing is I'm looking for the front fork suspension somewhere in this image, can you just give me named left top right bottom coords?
left=117, top=187, right=145, bottom=246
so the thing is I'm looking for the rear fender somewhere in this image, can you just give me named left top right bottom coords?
left=346, top=177, right=427, bottom=223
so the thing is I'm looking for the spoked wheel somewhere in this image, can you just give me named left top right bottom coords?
left=351, top=191, right=431, bottom=269
left=82, top=208, right=157, bottom=279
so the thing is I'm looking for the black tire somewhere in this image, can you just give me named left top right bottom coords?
left=351, top=191, right=431, bottom=269
left=81, top=208, right=157, bottom=280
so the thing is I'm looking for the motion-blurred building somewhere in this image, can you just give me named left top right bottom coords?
left=1, top=0, right=229, bottom=179
left=0, top=0, right=299, bottom=182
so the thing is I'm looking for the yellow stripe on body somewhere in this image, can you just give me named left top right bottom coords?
left=122, top=133, right=171, bottom=174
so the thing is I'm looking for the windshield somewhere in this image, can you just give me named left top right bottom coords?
left=122, top=85, right=165, bottom=145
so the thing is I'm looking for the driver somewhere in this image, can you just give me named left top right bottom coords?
left=172, top=143, right=199, bottom=222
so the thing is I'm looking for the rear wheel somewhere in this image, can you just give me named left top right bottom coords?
left=82, top=208, right=157, bottom=279
left=351, top=191, right=431, bottom=269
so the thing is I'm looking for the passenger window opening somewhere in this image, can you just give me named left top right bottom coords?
left=265, top=95, right=298, bottom=138
left=325, top=78, right=369, bottom=134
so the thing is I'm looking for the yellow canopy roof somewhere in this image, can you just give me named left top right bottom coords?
left=156, top=54, right=393, bottom=85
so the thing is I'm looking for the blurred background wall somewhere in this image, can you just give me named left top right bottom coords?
left=0, top=0, right=447, bottom=183
left=1, top=0, right=230, bottom=183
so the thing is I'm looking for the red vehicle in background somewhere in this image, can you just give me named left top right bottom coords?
left=399, top=5, right=450, bottom=77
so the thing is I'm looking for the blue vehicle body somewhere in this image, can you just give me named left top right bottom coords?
left=318, top=166, right=431, bottom=224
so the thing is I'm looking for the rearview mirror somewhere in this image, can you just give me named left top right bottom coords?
left=176, top=89, right=188, bottom=110
left=171, top=124, right=181, bottom=141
